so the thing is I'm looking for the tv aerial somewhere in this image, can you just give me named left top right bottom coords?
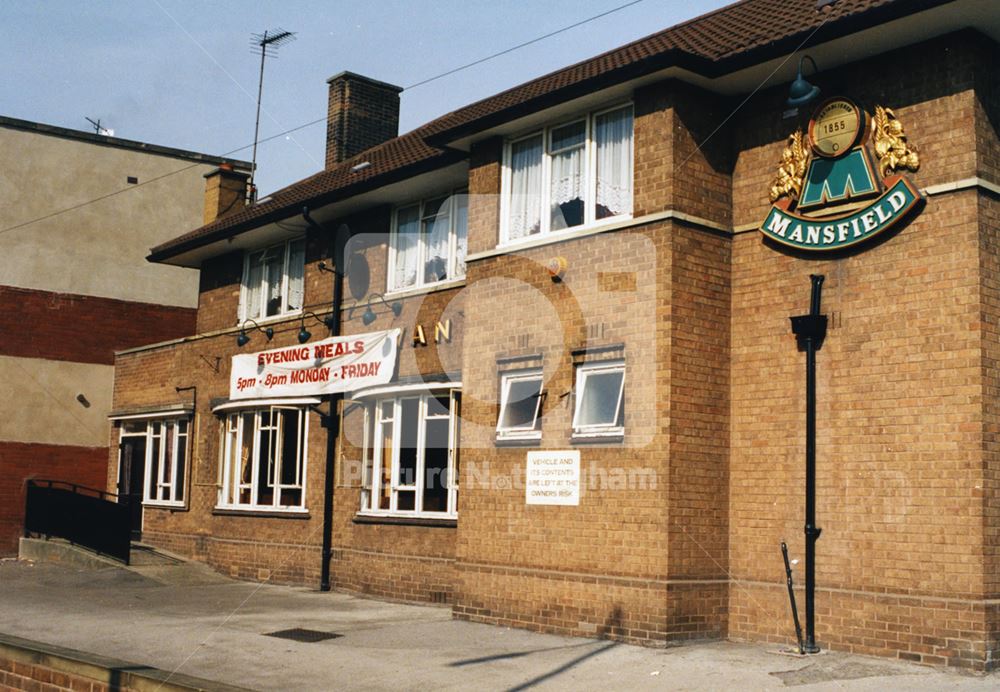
left=248, top=28, right=296, bottom=202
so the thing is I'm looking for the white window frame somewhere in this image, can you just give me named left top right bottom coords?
left=360, top=390, right=460, bottom=518
left=217, top=406, right=309, bottom=513
left=119, top=418, right=189, bottom=508
left=238, top=236, right=306, bottom=322
left=572, top=361, right=625, bottom=438
left=499, top=103, right=633, bottom=246
left=496, top=369, right=544, bottom=441
left=387, top=190, right=468, bottom=294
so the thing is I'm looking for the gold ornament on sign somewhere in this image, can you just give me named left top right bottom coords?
left=769, top=130, right=810, bottom=203
left=873, top=106, right=920, bottom=178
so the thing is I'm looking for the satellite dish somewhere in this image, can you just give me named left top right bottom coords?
left=348, top=253, right=370, bottom=300
left=334, top=223, right=369, bottom=299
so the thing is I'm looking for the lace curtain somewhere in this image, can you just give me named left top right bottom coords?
left=454, top=194, right=468, bottom=277
left=244, top=251, right=264, bottom=319
left=423, top=197, right=451, bottom=283
left=286, top=239, right=305, bottom=312
left=393, top=205, right=420, bottom=289
left=550, top=123, right=586, bottom=230
left=263, top=249, right=284, bottom=317
left=595, top=107, right=633, bottom=219
left=508, top=135, right=543, bottom=241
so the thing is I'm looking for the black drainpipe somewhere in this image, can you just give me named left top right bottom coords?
left=303, top=206, right=347, bottom=593
left=789, top=274, right=826, bottom=654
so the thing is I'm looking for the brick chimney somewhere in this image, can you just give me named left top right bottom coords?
left=325, top=72, right=403, bottom=169
left=203, top=164, right=250, bottom=225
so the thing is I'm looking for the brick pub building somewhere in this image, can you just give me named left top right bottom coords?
left=106, top=0, right=1000, bottom=669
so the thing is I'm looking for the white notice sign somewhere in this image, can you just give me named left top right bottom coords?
left=525, top=451, right=580, bottom=506
left=230, top=329, right=400, bottom=400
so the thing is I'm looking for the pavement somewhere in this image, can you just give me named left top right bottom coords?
left=1, top=554, right=998, bottom=691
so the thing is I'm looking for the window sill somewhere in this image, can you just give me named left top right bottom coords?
left=143, top=501, right=187, bottom=511
left=384, top=278, right=466, bottom=300
left=353, top=514, right=456, bottom=528
left=236, top=309, right=303, bottom=328
left=494, top=215, right=633, bottom=253
left=495, top=435, right=542, bottom=447
left=212, top=507, right=311, bottom=519
left=571, top=433, right=625, bottom=445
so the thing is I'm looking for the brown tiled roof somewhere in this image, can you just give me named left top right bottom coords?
left=150, top=0, right=952, bottom=263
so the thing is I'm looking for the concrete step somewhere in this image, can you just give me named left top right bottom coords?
left=129, top=542, right=183, bottom=566
left=18, top=537, right=124, bottom=570
left=18, top=537, right=231, bottom=586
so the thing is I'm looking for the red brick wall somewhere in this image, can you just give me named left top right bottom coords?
left=325, top=73, right=401, bottom=169
left=728, top=33, right=995, bottom=669
left=0, top=654, right=113, bottom=692
left=113, top=204, right=464, bottom=595
left=195, top=251, right=243, bottom=334
left=0, top=286, right=196, bottom=365
left=0, top=638, right=215, bottom=691
left=0, top=442, right=107, bottom=555
left=667, top=224, right=730, bottom=639
left=978, top=193, right=1000, bottom=619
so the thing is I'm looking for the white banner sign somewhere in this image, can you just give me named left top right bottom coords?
left=229, top=329, right=400, bottom=400
left=525, top=451, right=580, bottom=506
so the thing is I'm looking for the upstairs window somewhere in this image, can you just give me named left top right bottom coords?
left=572, top=361, right=625, bottom=437
left=503, top=104, right=633, bottom=244
left=496, top=370, right=544, bottom=441
left=389, top=191, right=468, bottom=292
left=240, top=237, right=305, bottom=321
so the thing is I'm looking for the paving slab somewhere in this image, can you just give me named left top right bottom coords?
left=0, top=558, right=997, bottom=691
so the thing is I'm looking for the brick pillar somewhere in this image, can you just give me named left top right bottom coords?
left=325, top=72, right=403, bottom=168
left=203, top=165, right=250, bottom=225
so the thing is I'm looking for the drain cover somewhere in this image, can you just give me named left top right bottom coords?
left=264, top=628, right=342, bottom=643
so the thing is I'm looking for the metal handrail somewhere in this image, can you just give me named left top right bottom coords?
left=24, top=478, right=132, bottom=564
left=27, top=479, right=122, bottom=503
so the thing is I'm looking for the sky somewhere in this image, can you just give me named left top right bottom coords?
left=3, top=0, right=732, bottom=196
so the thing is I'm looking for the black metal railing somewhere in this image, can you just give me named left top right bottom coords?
left=24, top=480, right=132, bottom=564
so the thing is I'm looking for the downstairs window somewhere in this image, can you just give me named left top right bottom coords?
left=219, top=406, right=308, bottom=511
left=360, top=391, right=460, bottom=517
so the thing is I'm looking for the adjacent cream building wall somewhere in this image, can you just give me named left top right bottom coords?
left=0, top=115, right=250, bottom=554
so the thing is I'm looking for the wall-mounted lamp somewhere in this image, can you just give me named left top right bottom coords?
left=297, top=311, right=336, bottom=343
left=787, top=55, right=821, bottom=108
left=348, top=293, right=402, bottom=326
left=236, top=318, right=273, bottom=347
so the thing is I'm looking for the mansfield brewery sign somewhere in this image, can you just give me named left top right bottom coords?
left=760, top=97, right=924, bottom=251
left=230, top=329, right=400, bottom=399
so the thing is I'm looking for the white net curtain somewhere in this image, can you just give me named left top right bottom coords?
left=286, top=239, right=305, bottom=312
left=595, top=107, right=633, bottom=220
left=393, top=205, right=421, bottom=289
left=422, top=197, right=451, bottom=284
left=549, top=121, right=586, bottom=231
left=507, top=135, right=543, bottom=241
left=507, top=106, right=632, bottom=240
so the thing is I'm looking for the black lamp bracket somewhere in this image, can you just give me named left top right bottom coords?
left=297, top=310, right=337, bottom=343
left=351, top=292, right=403, bottom=324
left=237, top=318, right=274, bottom=347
